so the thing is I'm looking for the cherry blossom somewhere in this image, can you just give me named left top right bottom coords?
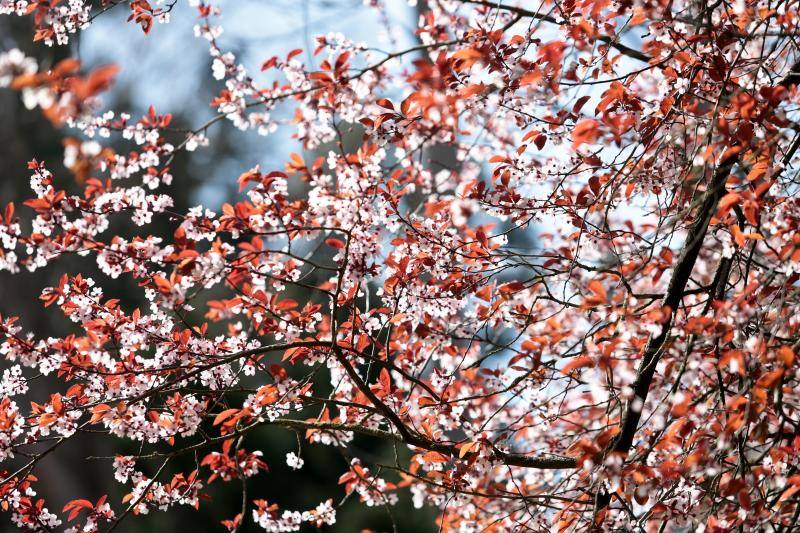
left=1, top=0, right=800, bottom=530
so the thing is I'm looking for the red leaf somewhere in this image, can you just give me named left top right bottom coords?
left=213, top=409, right=240, bottom=426
left=561, top=356, right=593, bottom=374
left=572, top=119, right=600, bottom=149
left=274, top=299, right=298, bottom=311
left=325, top=238, right=345, bottom=249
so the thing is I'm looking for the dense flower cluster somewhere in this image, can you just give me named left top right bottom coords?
left=1, top=0, right=800, bottom=531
